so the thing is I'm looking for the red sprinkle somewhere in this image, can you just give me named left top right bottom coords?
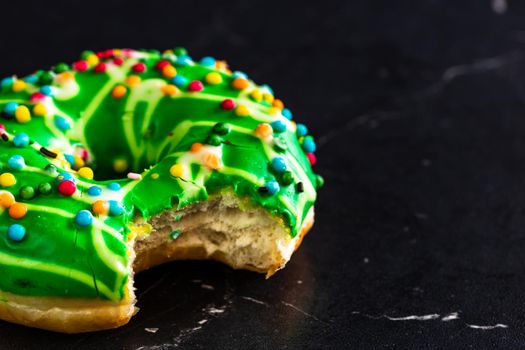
left=113, top=57, right=124, bottom=66
left=306, top=153, right=316, bottom=166
left=0, top=124, right=5, bottom=133
left=30, top=92, right=46, bottom=103
left=220, top=99, right=235, bottom=110
left=155, top=60, right=170, bottom=71
left=132, top=62, right=146, bottom=73
left=73, top=60, right=88, bottom=72
left=188, top=80, right=204, bottom=92
left=94, top=63, right=107, bottom=73
left=58, top=180, right=77, bottom=196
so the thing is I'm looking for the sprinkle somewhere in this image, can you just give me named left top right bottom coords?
left=250, top=89, right=262, bottom=102
left=107, top=182, right=121, bottom=191
left=232, top=71, right=248, bottom=79
left=297, top=182, right=304, bottom=193
left=1, top=77, right=14, bottom=88
left=200, top=56, right=216, bottom=67
left=9, top=202, right=27, bottom=219
left=4, top=102, right=18, bottom=115
left=58, top=180, right=76, bottom=196
left=108, top=200, right=124, bottom=216
left=220, top=99, right=235, bottom=110
left=38, top=182, right=52, bottom=195
left=54, top=63, right=70, bottom=73
left=56, top=72, right=74, bottom=84
left=75, top=210, right=93, bottom=227
left=73, top=60, right=89, bottom=72
left=57, top=172, right=74, bottom=182
left=8, top=155, right=25, bottom=171
left=188, top=80, right=204, bottom=92
left=203, top=153, right=222, bottom=170
left=296, top=123, right=308, bottom=137
left=281, top=171, right=294, bottom=186
left=44, top=164, right=58, bottom=175
left=205, top=134, right=222, bottom=146
left=273, top=99, right=284, bottom=110
left=113, top=57, right=124, bottom=66
left=86, top=54, right=99, bottom=67
left=282, top=108, right=293, bottom=120
left=175, top=55, right=192, bottom=66
left=92, top=200, right=109, bottom=215
left=271, top=157, right=287, bottom=173
left=25, top=75, right=38, bottom=83
left=19, top=185, right=35, bottom=200
left=12, top=80, right=27, bottom=92
left=155, top=60, right=170, bottom=71
left=151, top=173, right=159, bottom=180
left=316, top=174, right=325, bottom=188
left=172, top=75, right=188, bottom=88
left=307, top=153, right=317, bottom=166
left=14, top=106, right=31, bottom=124
left=271, top=120, right=287, bottom=133
left=212, top=122, right=231, bottom=135
left=232, top=77, right=249, bottom=90
left=263, top=92, right=274, bottom=104
left=170, top=230, right=181, bottom=240
left=162, top=84, right=179, bottom=96
left=162, top=65, right=177, bottom=79
left=235, top=104, right=250, bottom=117
left=7, top=224, right=26, bottom=242
left=94, top=63, right=107, bottom=73
left=113, top=159, right=128, bottom=173
left=0, top=191, right=15, bottom=208
left=65, top=154, right=75, bottom=167
left=132, top=62, right=147, bottom=73
left=127, top=172, right=142, bottom=180
left=302, top=136, right=316, bottom=153
left=112, top=85, right=127, bottom=99
left=38, top=72, right=54, bottom=85
left=77, top=167, right=94, bottom=179
left=190, top=142, right=204, bottom=153
left=170, top=164, right=185, bottom=178
left=40, top=147, right=57, bottom=158
left=273, top=136, right=288, bottom=152
left=265, top=181, right=280, bottom=195
left=205, top=72, right=223, bottom=85
left=126, top=75, right=141, bottom=87
left=40, top=85, right=53, bottom=96
left=55, top=116, right=71, bottom=131
left=32, top=104, right=47, bottom=118
left=255, top=123, right=273, bottom=139
left=13, top=133, right=30, bottom=147
left=87, top=186, right=102, bottom=196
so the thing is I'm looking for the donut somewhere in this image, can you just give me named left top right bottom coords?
left=0, top=48, right=322, bottom=333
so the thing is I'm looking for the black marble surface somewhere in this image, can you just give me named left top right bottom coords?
left=1, top=0, right=525, bottom=348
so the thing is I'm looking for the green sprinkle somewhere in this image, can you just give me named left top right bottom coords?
left=205, top=134, right=222, bottom=146
left=19, top=186, right=35, bottom=200
left=281, top=171, right=294, bottom=186
left=38, top=182, right=52, bottom=195
left=169, top=230, right=181, bottom=240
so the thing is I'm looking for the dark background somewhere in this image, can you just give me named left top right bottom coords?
left=1, top=0, right=525, bottom=348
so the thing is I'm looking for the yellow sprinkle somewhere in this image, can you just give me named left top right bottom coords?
left=161, top=84, right=179, bottom=96
left=12, top=80, right=27, bottom=92
left=15, top=106, right=31, bottom=124
left=235, top=104, right=250, bottom=117
left=73, top=156, right=85, bottom=170
left=77, top=167, right=94, bottom=179
left=0, top=173, right=16, bottom=187
left=33, top=103, right=48, bottom=117
left=126, top=75, right=141, bottom=87
left=113, top=49, right=122, bottom=56
left=205, top=72, right=223, bottom=85
left=263, top=92, right=274, bottom=104
left=162, top=65, right=177, bottom=79
left=151, top=173, right=159, bottom=180
left=112, top=85, right=127, bottom=99
left=250, top=89, right=262, bottom=102
left=268, top=107, right=280, bottom=116
left=86, top=54, right=99, bottom=67
left=113, top=159, right=128, bottom=173
left=169, top=164, right=185, bottom=178
left=163, top=49, right=174, bottom=55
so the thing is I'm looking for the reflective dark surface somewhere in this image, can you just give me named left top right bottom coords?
left=2, top=1, right=525, bottom=348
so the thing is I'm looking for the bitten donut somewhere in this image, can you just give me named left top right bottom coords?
left=0, top=48, right=322, bottom=333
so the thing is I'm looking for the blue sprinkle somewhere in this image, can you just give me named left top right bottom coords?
left=13, top=133, right=30, bottom=147
left=8, top=224, right=26, bottom=242
left=7, top=155, right=25, bottom=170
left=232, top=71, right=248, bottom=79
left=57, top=172, right=74, bottom=182
left=40, top=85, right=53, bottom=96
left=261, top=84, right=273, bottom=95
left=4, top=102, right=19, bottom=115
left=172, top=75, right=188, bottom=88
left=302, top=136, right=316, bottom=153
left=200, top=56, right=216, bottom=67
left=271, top=157, right=287, bottom=173
left=109, top=200, right=124, bottom=216
left=175, top=55, right=192, bottom=66
left=75, top=210, right=93, bottom=227
left=64, top=154, right=75, bottom=167
left=282, top=108, right=293, bottom=120
left=271, top=120, right=287, bottom=133
left=1, top=77, right=15, bottom=88
left=24, top=75, right=38, bottom=84
left=55, top=116, right=71, bottom=131
left=266, top=180, right=280, bottom=195
left=87, top=186, right=102, bottom=196
left=107, top=182, right=121, bottom=191
left=296, top=123, right=308, bottom=137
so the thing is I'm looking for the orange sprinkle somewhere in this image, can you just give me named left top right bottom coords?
left=162, top=65, right=177, bottom=79
left=255, top=123, right=273, bottom=138
left=126, top=75, right=141, bottom=87
left=190, top=142, right=204, bottom=153
left=9, top=202, right=27, bottom=219
left=232, top=77, right=249, bottom=90
left=112, top=85, right=127, bottom=99
left=272, top=99, right=284, bottom=110
left=215, top=60, right=229, bottom=71
left=203, top=153, right=221, bottom=170
left=0, top=191, right=15, bottom=208
left=57, top=72, right=74, bottom=84
left=162, top=84, right=179, bottom=96
left=92, top=200, right=109, bottom=216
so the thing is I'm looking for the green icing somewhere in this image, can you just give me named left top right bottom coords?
left=0, top=48, right=320, bottom=301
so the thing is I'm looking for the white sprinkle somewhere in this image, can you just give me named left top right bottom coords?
left=127, top=172, right=142, bottom=180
